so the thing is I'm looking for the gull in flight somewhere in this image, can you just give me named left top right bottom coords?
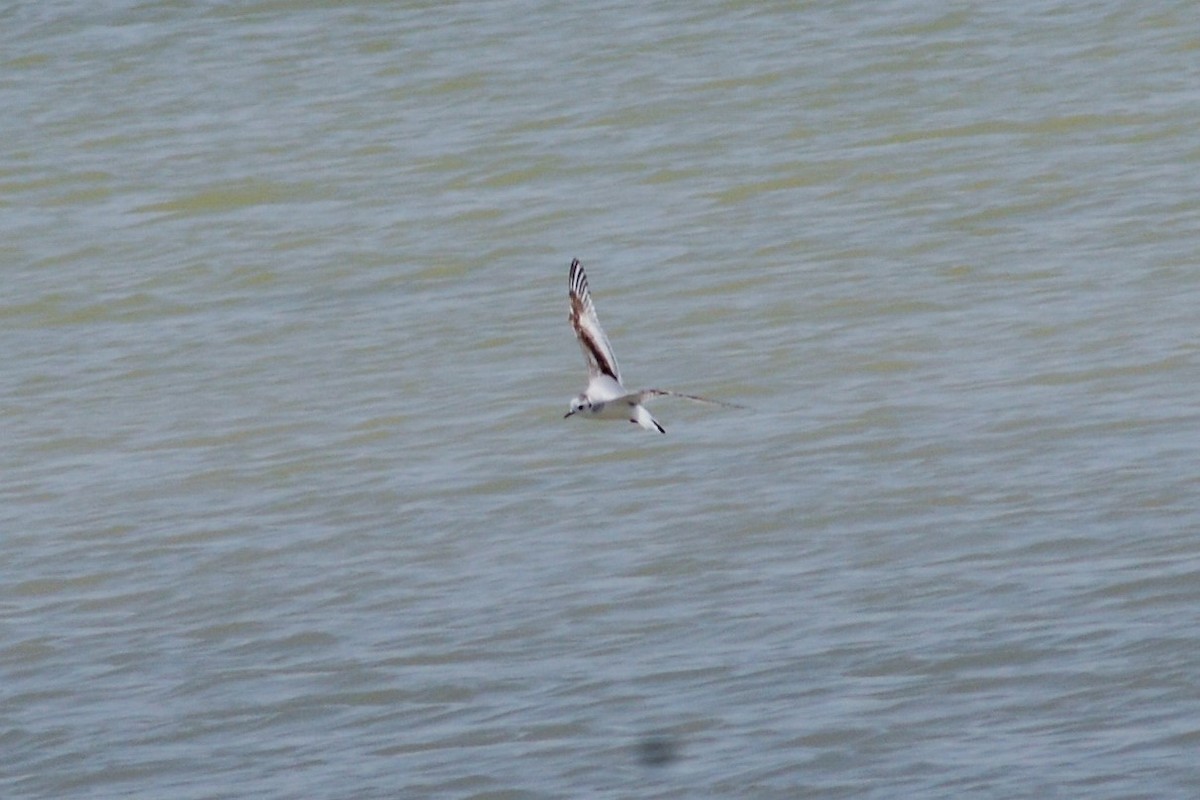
left=564, top=258, right=741, bottom=433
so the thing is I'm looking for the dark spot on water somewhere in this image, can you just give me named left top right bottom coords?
left=636, top=734, right=678, bottom=767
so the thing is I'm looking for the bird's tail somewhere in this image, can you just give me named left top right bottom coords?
left=632, top=404, right=666, bottom=434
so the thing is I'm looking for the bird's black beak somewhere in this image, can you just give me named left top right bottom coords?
left=564, top=410, right=575, bottom=419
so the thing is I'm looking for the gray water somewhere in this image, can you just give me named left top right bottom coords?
left=3, top=2, right=1199, bottom=798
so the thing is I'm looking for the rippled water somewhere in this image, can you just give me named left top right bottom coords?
left=4, top=2, right=1199, bottom=798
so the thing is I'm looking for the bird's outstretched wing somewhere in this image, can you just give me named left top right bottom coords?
left=634, top=389, right=746, bottom=409
left=568, top=258, right=621, bottom=384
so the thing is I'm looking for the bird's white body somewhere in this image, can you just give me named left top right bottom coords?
left=575, top=375, right=664, bottom=432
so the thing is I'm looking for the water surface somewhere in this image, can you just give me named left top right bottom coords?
left=3, top=2, right=1199, bottom=798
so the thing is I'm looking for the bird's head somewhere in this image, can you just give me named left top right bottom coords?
left=564, top=395, right=590, bottom=418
